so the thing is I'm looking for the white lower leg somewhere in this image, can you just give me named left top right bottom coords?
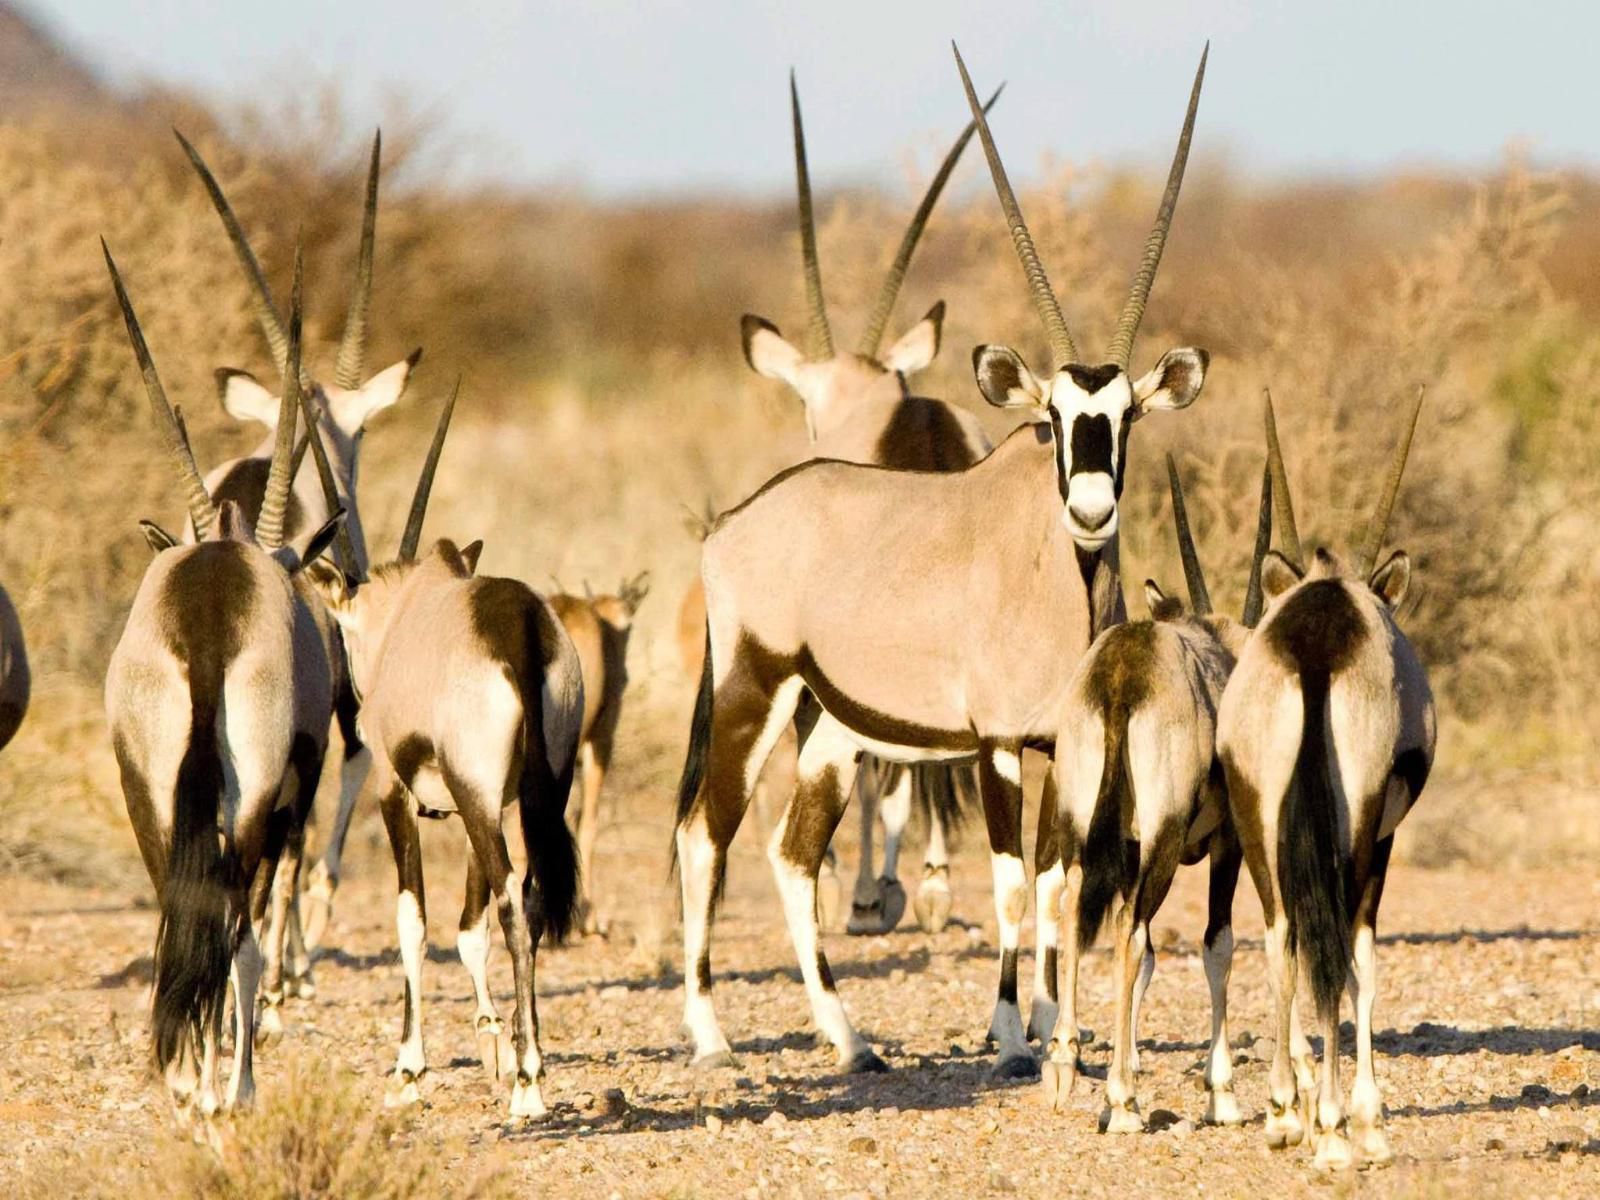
left=1202, top=925, right=1241, bottom=1124
left=770, top=846, right=870, bottom=1063
left=1102, top=914, right=1147, bottom=1132
left=393, top=890, right=427, bottom=1083
left=1347, top=924, right=1389, bottom=1161
left=1313, top=1007, right=1351, bottom=1170
left=457, top=905, right=502, bottom=1074
left=986, top=850, right=1032, bottom=1068
left=1128, top=932, right=1154, bottom=1073
left=303, top=745, right=371, bottom=951
left=502, top=871, right=546, bottom=1118
left=676, top=816, right=731, bottom=1060
left=878, top=771, right=911, bottom=882
left=1029, top=860, right=1064, bottom=1043
left=1263, top=918, right=1305, bottom=1148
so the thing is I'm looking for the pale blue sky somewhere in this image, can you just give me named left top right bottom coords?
left=34, top=0, right=1600, bottom=196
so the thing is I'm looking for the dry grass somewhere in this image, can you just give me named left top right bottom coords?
left=1, top=78, right=1597, bottom=884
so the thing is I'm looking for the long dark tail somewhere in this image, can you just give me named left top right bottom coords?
left=670, top=625, right=714, bottom=861
left=1280, top=672, right=1351, bottom=1025
left=1078, top=707, right=1138, bottom=952
left=913, top=762, right=972, bottom=837
left=518, top=656, right=580, bottom=946
left=150, top=696, right=235, bottom=1072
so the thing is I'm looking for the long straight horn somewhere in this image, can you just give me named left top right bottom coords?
left=103, top=241, right=219, bottom=537
left=1165, top=452, right=1212, bottom=615
left=1263, top=389, right=1303, bottom=570
left=1241, top=462, right=1273, bottom=627
left=296, top=387, right=361, bottom=578
left=397, top=376, right=461, bottom=562
left=790, top=72, right=833, bottom=358
left=334, top=130, right=381, bottom=389
left=857, top=84, right=1003, bottom=356
left=1355, top=385, right=1425, bottom=576
left=1105, top=43, right=1208, bottom=369
left=173, top=130, right=309, bottom=388
left=256, top=246, right=305, bottom=551
left=953, top=43, right=1076, bottom=367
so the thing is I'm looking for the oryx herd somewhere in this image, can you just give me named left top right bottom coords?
left=57, top=39, right=1440, bottom=1174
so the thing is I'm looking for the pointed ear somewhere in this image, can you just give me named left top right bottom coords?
left=741, top=315, right=805, bottom=383
left=290, top=509, right=348, bottom=575
left=1143, top=579, right=1166, bottom=613
left=216, top=368, right=281, bottom=427
left=972, top=344, right=1046, bottom=410
left=881, top=300, right=944, bottom=374
left=459, top=539, right=484, bottom=575
left=1368, top=549, right=1411, bottom=609
left=1131, top=347, right=1208, bottom=418
left=1261, top=549, right=1304, bottom=602
left=139, top=520, right=180, bottom=554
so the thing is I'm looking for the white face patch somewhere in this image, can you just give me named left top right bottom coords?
left=1046, top=370, right=1133, bottom=550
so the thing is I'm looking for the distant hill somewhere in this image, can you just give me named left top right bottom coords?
left=0, top=2, right=107, bottom=113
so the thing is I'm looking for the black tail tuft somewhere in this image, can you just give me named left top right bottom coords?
left=1078, top=708, right=1139, bottom=952
left=669, top=624, right=714, bottom=875
left=151, top=704, right=236, bottom=1072
left=520, top=759, right=581, bottom=945
left=913, top=762, right=972, bottom=838
left=1280, top=673, right=1351, bottom=1026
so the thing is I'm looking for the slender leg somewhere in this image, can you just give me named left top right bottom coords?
left=849, top=763, right=908, bottom=935
left=769, top=712, right=881, bottom=1070
left=875, top=766, right=911, bottom=927
left=380, top=781, right=428, bottom=1108
left=1262, top=914, right=1305, bottom=1149
left=1201, top=832, right=1244, bottom=1125
left=980, top=742, right=1036, bottom=1078
left=1311, top=999, right=1352, bottom=1170
left=847, top=762, right=882, bottom=932
left=1348, top=838, right=1394, bottom=1165
left=255, top=807, right=295, bottom=1044
left=457, top=852, right=504, bottom=1080
left=302, top=690, right=371, bottom=953
left=575, top=741, right=605, bottom=935
left=1029, top=769, right=1063, bottom=1044
left=1043, top=859, right=1084, bottom=1110
left=1127, top=929, right=1154, bottom=1074
left=915, top=768, right=955, bottom=934
left=1102, top=902, right=1147, bottom=1133
left=225, top=926, right=262, bottom=1110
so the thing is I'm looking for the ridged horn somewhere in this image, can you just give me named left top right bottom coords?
left=857, top=84, right=1004, bottom=356
left=334, top=130, right=381, bottom=390
left=398, top=376, right=461, bottom=562
left=102, top=239, right=219, bottom=537
left=1241, top=462, right=1273, bottom=627
left=295, top=386, right=361, bottom=579
left=953, top=43, right=1076, bottom=367
left=1355, top=385, right=1425, bottom=576
left=790, top=72, right=833, bottom=358
left=256, top=246, right=304, bottom=551
left=1105, top=43, right=1208, bottom=369
left=174, top=129, right=311, bottom=390
left=1165, top=452, right=1212, bottom=615
left=1263, top=389, right=1303, bottom=570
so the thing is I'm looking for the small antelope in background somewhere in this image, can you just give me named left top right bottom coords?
left=1218, top=386, right=1433, bottom=1170
left=176, top=129, right=421, bottom=952
left=321, top=386, right=583, bottom=1119
left=549, top=572, right=651, bottom=935
left=669, top=43, right=1210, bottom=1079
left=103, top=244, right=344, bottom=1120
left=682, top=71, right=1000, bottom=936
left=1045, top=453, right=1271, bottom=1131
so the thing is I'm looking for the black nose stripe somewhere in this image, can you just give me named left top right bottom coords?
left=1069, top=414, right=1114, bottom=478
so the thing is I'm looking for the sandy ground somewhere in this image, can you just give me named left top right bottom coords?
left=2, top=786, right=1597, bottom=1198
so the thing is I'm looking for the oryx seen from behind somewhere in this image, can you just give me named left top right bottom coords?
left=321, top=385, right=583, bottom=1118
left=1044, top=454, right=1271, bottom=1130
left=103, top=244, right=343, bottom=1120
left=671, top=43, right=1210, bottom=1078
left=549, top=572, right=651, bottom=936
left=1218, top=387, right=1434, bottom=1170
left=713, top=72, right=1001, bottom=936
left=176, top=129, right=421, bottom=952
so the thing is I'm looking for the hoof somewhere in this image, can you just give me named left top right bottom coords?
left=992, top=1053, right=1040, bottom=1081
left=1099, top=1105, right=1147, bottom=1135
left=1264, top=1103, right=1305, bottom=1150
left=915, top=868, right=953, bottom=933
left=285, top=971, right=316, bottom=1000
left=1204, top=1088, right=1243, bottom=1127
left=1040, top=1057, right=1077, bottom=1110
left=300, top=865, right=335, bottom=952
left=255, top=1004, right=284, bottom=1047
left=844, top=1048, right=889, bottom=1074
left=816, top=869, right=844, bottom=934
left=846, top=898, right=885, bottom=936
left=1353, top=1124, right=1394, bottom=1167
left=1026, top=1000, right=1059, bottom=1045
left=384, top=1072, right=422, bottom=1109
left=509, top=1077, right=547, bottom=1119
left=878, top=878, right=907, bottom=931
left=692, top=1049, right=741, bottom=1071
left=1313, top=1130, right=1355, bottom=1172
left=476, top=1020, right=505, bottom=1082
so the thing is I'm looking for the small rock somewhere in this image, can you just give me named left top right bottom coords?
left=1547, top=1125, right=1585, bottom=1153
left=1147, top=1108, right=1184, bottom=1133
left=1484, top=1135, right=1505, bottom=1151
left=847, top=1136, right=877, bottom=1154
left=704, top=1112, right=723, bottom=1134
left=980, top=1118, right=1000, bottom=1136
left=1230, top=1029, right=1256, bottom=1049
left=763, top=1110, right=789, bottom=1128
left=889, top=968, right=906, bottom=984
left=987, top=1169, right=1016, bottom=1193
left=600, top=1088, right=628, bottom=1118
left=599, top=984, right=628, bottom=1000
left=1572, top=1083, right=1591, bottom=1102
left=1521, top=1083, right=1553, bottom=1103
left=1171, top=1119, right=1196, bottom=1137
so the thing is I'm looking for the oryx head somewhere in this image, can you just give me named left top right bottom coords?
left=1257, top=387, right=1423, bottom=612
left=956, top=43, right=1210, bottom=551
left=590, top=571, right=652, bottom=632
left=176, top=129, right=422, bottom=576
left=740, top=73, right=1000, bottom=443
left=105, top=239, right=348, bottom=577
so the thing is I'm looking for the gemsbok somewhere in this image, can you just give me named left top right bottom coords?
left=320, top=384, right=584, bottom=1119
left=549, top=572, right=651, bottom=935
left=175, top=129, right=422, bottom=953
left=103, top=243, right=343, bottom=1120
left=1044, top=454, right=1271, bottom=1131
left=1217, top=386, right=1433, bottom=1170
left=670, top=42, right=1210, bottom=1078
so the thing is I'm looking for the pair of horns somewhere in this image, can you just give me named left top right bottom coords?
left=954, top=41, right=1207, bottom=370
left=396, top=376, right=462, bottom=564
left=1262, top=385, right=1426, bottom=578
left=788, top=71, right=1001, bottom=359
left=105, top=241, right=317, bottom=553
left=1165, top=451, right=1273, bottom=627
